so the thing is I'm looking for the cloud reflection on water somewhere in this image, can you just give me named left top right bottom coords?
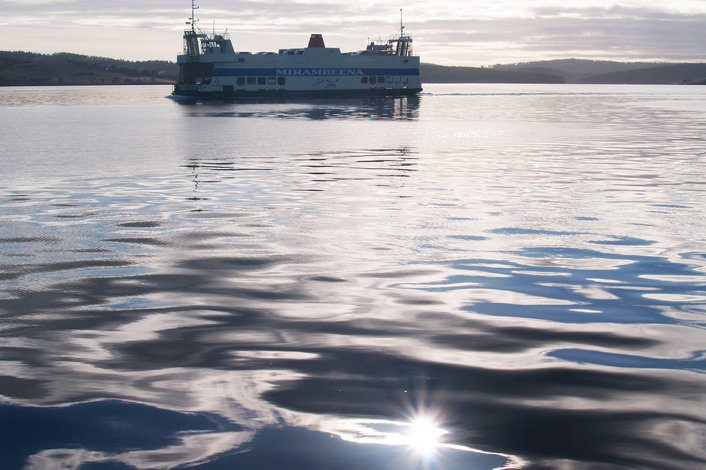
left=2, top=199, right=704, bottom=468
left=25, top=431, right=255, bottom=470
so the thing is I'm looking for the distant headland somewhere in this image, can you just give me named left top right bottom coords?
left=1, top=51, right=705, bottom=86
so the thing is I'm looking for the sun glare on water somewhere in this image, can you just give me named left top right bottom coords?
left=405, top=415, right=448, bottom=456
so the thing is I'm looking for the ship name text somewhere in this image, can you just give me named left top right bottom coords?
left=276, top=68, right=364, bottom=76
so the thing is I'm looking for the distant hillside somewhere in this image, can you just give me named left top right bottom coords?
left=493, top=59, right=656, bottom=82
left=492, top=59, right=706, bottom=84
left=421, top=63, right=565, bottom=84
left=578, top=63, right=706, bottom=84
left=0, top=51, right=178, bottom=86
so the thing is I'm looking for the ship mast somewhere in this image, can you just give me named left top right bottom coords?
left=189, top=0, right=199, bottom=33
left=400, top=8, right=404, bottom=38
left=392, top=8, right=412, bottom=56
left=183, top=0, right=202, bottom=60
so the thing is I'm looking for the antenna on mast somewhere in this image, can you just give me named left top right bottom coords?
left=189, top=0, right=199, bottom=33
left=400, top=8, right=404, bottom=36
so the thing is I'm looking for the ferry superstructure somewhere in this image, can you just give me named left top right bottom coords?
left=172, top=2, right=422, bottom=99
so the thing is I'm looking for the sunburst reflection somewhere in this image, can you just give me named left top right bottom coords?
left=405, top=414, right=449, bottom=456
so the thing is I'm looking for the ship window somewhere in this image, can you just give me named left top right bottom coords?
left=247, top=77, right=256, bottom=85
left=378, top=76, right=384, bottom=83
left=386, top=76, right=393, bottom=83
left=369, top=76, right=376, bottom=84
left=258, top=77, right=266, bottom=85
left=238, top=58, right=245, bottom=62
left=237, top=77, right=245, bottom=86
left=267, top=77, right=276, bottom=85
left=278, top=77, right=286, bottom=86
left=361, top=77, right=368, bottom=84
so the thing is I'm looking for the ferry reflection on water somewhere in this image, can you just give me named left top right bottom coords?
left=171, top=95, right=421, bottom=121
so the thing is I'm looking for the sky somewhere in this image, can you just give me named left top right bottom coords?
left=1, top=0, right=705, bottom=65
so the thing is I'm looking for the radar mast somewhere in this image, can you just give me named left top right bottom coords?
left=400, top=8, right=404, bottom=37
left=183, top=0, right=203, bottom=60
left=188, top=0, right=199, bottom=33
left=392, top=8, right=412, bottom=56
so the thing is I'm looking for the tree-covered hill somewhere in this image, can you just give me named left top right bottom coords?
left=577, top=63, right=706, bottom=84
left=492, top=59, right=706, bottom=84
left=420, top=63, right=565, bottom=84
left=0, top=51, right=178, bottom=86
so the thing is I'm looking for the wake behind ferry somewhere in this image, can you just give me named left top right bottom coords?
left=172, top=1, right=422, bottom=99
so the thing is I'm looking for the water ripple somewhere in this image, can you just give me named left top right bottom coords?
left=1, top=84, right=705, bottom=469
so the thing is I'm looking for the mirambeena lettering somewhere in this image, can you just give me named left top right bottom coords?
left=276, top=68, right=364, bottom=76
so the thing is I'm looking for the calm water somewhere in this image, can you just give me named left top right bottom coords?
left=1, top=84, right=705, bottom=470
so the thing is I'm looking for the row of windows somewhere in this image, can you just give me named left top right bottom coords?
left=231, top=76, right=411, bottom=87
left=236, top=76, right=287, bottom=86
left=361, top=76, right=409, bottom=84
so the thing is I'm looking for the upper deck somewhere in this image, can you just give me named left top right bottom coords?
left=178, top=24, right=416, bottom=66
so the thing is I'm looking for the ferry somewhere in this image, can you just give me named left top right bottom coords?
left=172, top=1, right=422, bottom=99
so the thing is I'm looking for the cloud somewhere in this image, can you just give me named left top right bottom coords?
left=415, top=6, right=706, bottom=63
left=0, top=1, right=704, bottom=64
